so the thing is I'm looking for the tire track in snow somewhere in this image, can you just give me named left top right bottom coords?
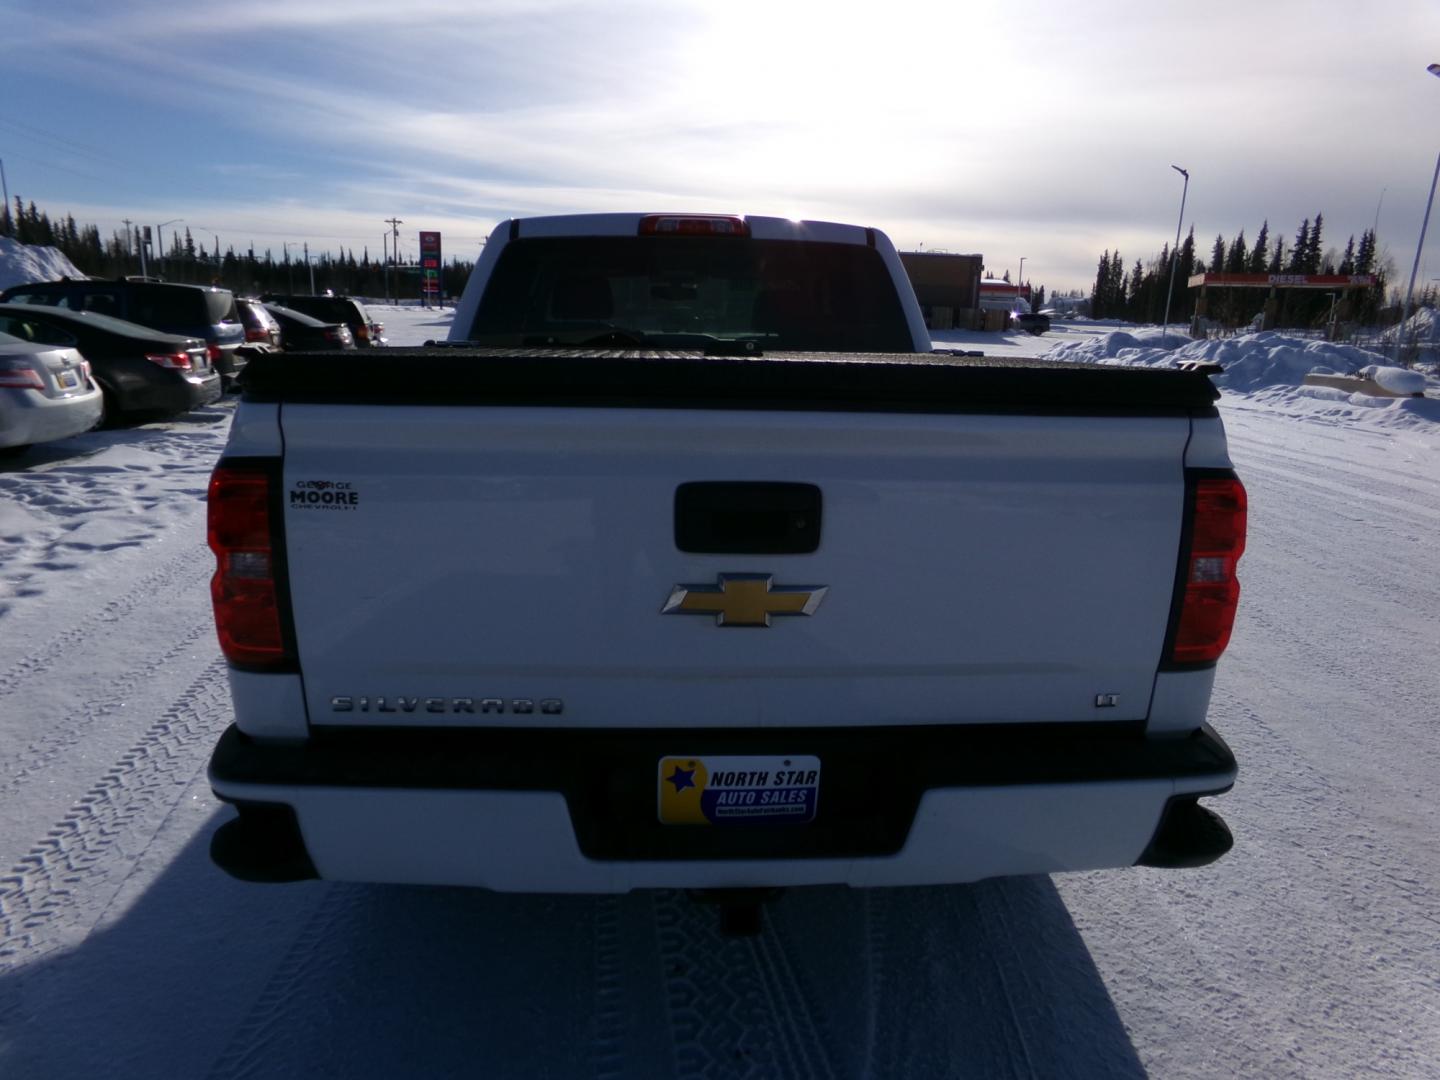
left=860, top=888, right=894, bottom=1079
left=0, top=611, right=217, bottom=802
left=590, top=894, right=627, bottom=1080
left=1232, top=457, right=1440, bottom=533
left=654, top=890, right=836, bottom=1080
left=202, top=895, right=353, bottom=1080
left=0, top=543, right=212, bottom=700
left=751, top=910, right=838, bottom=1080
left=0, top=659, right=230, bottom=967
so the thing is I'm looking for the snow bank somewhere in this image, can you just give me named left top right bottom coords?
left=1358, top=365, right=1427, bottom=396
left=1381, top=306, right=1439, bottom=344
left=0, top=236, right=87, bottom=291
left=1043, top=328, right=1438, bottom=434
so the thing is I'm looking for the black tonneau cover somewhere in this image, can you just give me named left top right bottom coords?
left=239, top=347, right=1219, bottom=415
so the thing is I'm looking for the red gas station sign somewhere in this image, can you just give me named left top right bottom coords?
left=419, top=231, right=442, bottom=296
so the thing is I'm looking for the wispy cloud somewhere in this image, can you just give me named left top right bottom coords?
left=6, top=0, right=1439, bottom=291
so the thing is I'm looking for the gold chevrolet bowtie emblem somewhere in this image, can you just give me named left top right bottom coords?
left=661, top=574, right=828, bottom=627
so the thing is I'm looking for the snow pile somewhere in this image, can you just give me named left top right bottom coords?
left=0, top=235, right=87, bottom=291
left=1044, top=329, right=1440, bottom=434
left=1359, top=365, right=1427, bottom=396
left=1381, top=305, right=1439, bottom=344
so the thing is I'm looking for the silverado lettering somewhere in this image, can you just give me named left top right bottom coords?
left=330, top=696, right=564, bottom=715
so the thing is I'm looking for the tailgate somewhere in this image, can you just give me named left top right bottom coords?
left=279, top=404, right=1189, bottom=729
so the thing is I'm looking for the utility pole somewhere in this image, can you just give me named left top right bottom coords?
left=283, top=241, right=294, bottom=294
left=385, top=217, right=403, bottom=301
left=304, top=241, right=315, bottom=293
left=382, top=231, right=390, bottom=303
left=121, top=218, right=133, bottom=258
left=136, top=226, right=148, bottom=278
left=1, top=158, right=11, bottom=237
left=1396, top=63, right=1440, bottom=366
left=1162, top=165, right=1190, bottom=348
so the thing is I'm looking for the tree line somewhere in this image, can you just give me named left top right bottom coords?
left=1, top=197, right=474, bottom=301
left=1087, top=213, right=1425, bottom=329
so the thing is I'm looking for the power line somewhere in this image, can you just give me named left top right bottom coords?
left=0, top=117, right=127, bottom=168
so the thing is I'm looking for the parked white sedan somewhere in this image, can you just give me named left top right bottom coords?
left=0, top=330, right=103, bottom=456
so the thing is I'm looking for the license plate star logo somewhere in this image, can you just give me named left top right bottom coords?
left=666, top=763, right=698, bottom=792
left=661, top=574, right=828, bottom=627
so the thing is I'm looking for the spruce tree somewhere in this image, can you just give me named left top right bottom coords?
left=1356, top=229, right=1376, bottom=275
left=1108, top=251, right=1126, bottom=315
left=1288, top=219, right=1309, bottom=272
left=1306, top=212, right=1324, bottom=273
left=1225, top=230, right=1248, bottom=272
left=1210, top=234, right=1226, bottom=275
left=1249, top=222, right=1270, bottom=273
left=1338, top=236, right=1356, bottom=275
left=1092, top=251, right=1111, bottom=318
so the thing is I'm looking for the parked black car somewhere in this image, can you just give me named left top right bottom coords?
left=0, top=303, right=222, bottom=422
left=263, top=304, right=356, bottom=350
left=0, top=279, right=247, bottom=388
left=262, top=294, right=383, bottom=346
left=235, top=297, right=282, bottom=349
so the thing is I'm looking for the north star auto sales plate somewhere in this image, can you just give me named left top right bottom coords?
left=658, top=755, right=821, bottom=825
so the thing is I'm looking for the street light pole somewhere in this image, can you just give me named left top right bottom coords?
left=155, top=219, right=182, bottom=280
left=1395, top=62, right=1440, bottom=365
left=1018, top=256, right=1026, bottom=293
left=1162, top=165, right=1189, bottom=348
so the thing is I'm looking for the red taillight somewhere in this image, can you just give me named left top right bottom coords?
left=0, top=363, right=45, bottom=389
left=638, top=214, right=749, bottom=237
left=1170, top=476, right=1247, bottom=664
left=208, top=343, right=223, bottom=363
left=145, top=352, right=194, bottom=371
left=208, top=464, right=292, bottom=668
left=245, top=328, right=269, bottom=343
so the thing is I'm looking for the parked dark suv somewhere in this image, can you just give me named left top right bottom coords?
left=262, top=294, right=385, bottom=347
left=0, top=279, right=247, bottom=388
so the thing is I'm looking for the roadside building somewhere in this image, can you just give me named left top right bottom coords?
left=1186, top=272, right=1376, bottom=337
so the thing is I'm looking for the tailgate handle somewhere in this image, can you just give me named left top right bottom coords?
left=674, top=482, right=822, bottom=554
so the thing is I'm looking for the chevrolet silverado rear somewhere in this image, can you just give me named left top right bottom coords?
left=205, top=214, right=1244, bottom=894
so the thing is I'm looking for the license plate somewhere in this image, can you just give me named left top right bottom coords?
left=57, top=370, right=79, bottom=389
left=658, top=755, right=820, bottom=825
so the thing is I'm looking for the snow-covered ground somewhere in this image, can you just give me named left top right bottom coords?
left=2, top=306, right=1438, bottom=1078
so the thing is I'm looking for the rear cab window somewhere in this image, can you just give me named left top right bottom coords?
left=467, top=236, right=913, bottom=352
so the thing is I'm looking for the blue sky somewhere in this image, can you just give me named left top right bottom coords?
left=2, top=0, right=1439, bottom=294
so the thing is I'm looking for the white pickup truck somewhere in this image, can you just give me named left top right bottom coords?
left=205, top=213, right=1245, bottom=905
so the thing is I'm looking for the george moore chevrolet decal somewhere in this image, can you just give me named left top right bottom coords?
left=661, top=573, right=828, bottom=627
